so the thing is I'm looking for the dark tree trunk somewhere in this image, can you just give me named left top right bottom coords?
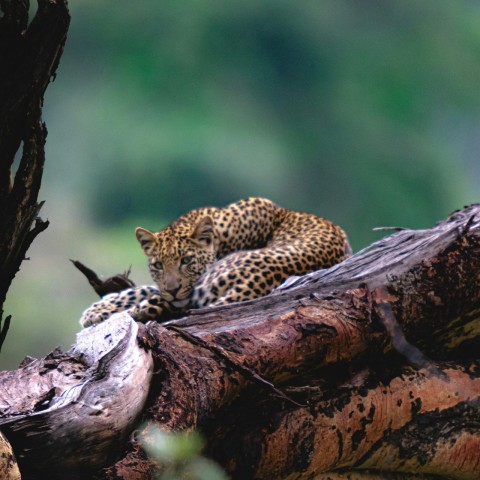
left=1, top=204, right=479, bottom=480
left=0, top=0, right=70, bottom=351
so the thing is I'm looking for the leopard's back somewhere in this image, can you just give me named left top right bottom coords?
left=191, top=198, right=351, bottom=307
left=178, top=197, right=280, bottom=257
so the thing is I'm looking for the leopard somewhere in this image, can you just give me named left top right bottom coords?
left=80, top=197, right=351, bottom=327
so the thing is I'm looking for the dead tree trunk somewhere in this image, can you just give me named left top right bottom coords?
left=0, top=1, right=69, bottom=476
left=0, top=0, right=70, bottom=350
left=0, top=205, right=479, bottom=480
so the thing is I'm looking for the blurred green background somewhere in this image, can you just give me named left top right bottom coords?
left=2, top=0, right=480, bottom=370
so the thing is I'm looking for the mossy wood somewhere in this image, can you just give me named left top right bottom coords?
left=1, top=205, right=479, bottom=479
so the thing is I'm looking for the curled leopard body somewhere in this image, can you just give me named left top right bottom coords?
left=80, top=197, right=351, bottom=327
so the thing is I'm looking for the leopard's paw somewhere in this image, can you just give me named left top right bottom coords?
left=79, top=292, right=124, bottom=327
left=129, top=295, right=166, bottom=322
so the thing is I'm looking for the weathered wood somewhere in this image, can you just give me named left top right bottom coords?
left=206, top=361, right=480, bottom=479
left=1, top=205, right=479, bottom=480
left=71, top=260, right=136, bottom=297
left=0, top=315, right=153, bottom=479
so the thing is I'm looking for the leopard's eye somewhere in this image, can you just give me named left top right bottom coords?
left=181, top=255, right=194, bottom=265
left=152, top=261, right=163, bottom=270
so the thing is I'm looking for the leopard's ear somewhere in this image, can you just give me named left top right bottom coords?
left=135, top=227, right=158, bottom=256
left=191, top=216, right=214, bottom=246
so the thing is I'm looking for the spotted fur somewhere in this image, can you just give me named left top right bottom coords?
left=80, top=198, right=351, bottom=327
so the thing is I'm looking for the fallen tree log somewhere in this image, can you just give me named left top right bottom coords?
left=1, top=204, right=479, bottom=479
left=207, top=360, right=480, bottom=480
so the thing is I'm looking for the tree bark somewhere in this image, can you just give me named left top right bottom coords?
left=206, top=361, right=480, bottom=480
left=0, top=315, right=153, bottom=480
left=0, top=0, right=70, bottom=350
left=0, top=204, right=479, bottom=479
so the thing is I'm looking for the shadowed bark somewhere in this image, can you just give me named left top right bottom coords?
left=0, top=1, right=69, bottom=474
left=1, top=204, right=479, bottom=479
left=206, top=361, right=480, bottom=479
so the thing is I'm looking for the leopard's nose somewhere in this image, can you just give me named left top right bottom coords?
left=165, top=286, right=181, bottom=297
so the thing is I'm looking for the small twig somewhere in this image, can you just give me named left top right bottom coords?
left=71, top=260, right=136, bottom=297
left=0, top=313, right=11, bottom=354
left=459, top=214, right=477, bottom=238
left=166, top=325, right=307, bottom=408
left=372, top=226, right=408, bottom=232
left=363, top=283, right=373, bottom=324
left=373, top=287, right=443, bottom=377
left=283, top=385, right=322, bottom=394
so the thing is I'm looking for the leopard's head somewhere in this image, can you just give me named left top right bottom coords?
left=135, top=216, right=216, bottom=307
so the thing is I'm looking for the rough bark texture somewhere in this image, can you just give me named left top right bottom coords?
left=0, top=0, right=70, bottom=350
left=207, top=361, right=480, bottom=479
left=0, top=205, right=479, bottom=480
left=0, top=315, right=153, bottom=479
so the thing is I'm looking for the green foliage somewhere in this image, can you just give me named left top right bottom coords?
left=46, top=0, right=479, bottom=248
left=141, top=427, right=228, bottom=480
left=2, top=0, right=480, bottom=369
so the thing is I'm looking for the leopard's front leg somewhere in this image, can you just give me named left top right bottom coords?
left=80, top=286, right=161, bottom=327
